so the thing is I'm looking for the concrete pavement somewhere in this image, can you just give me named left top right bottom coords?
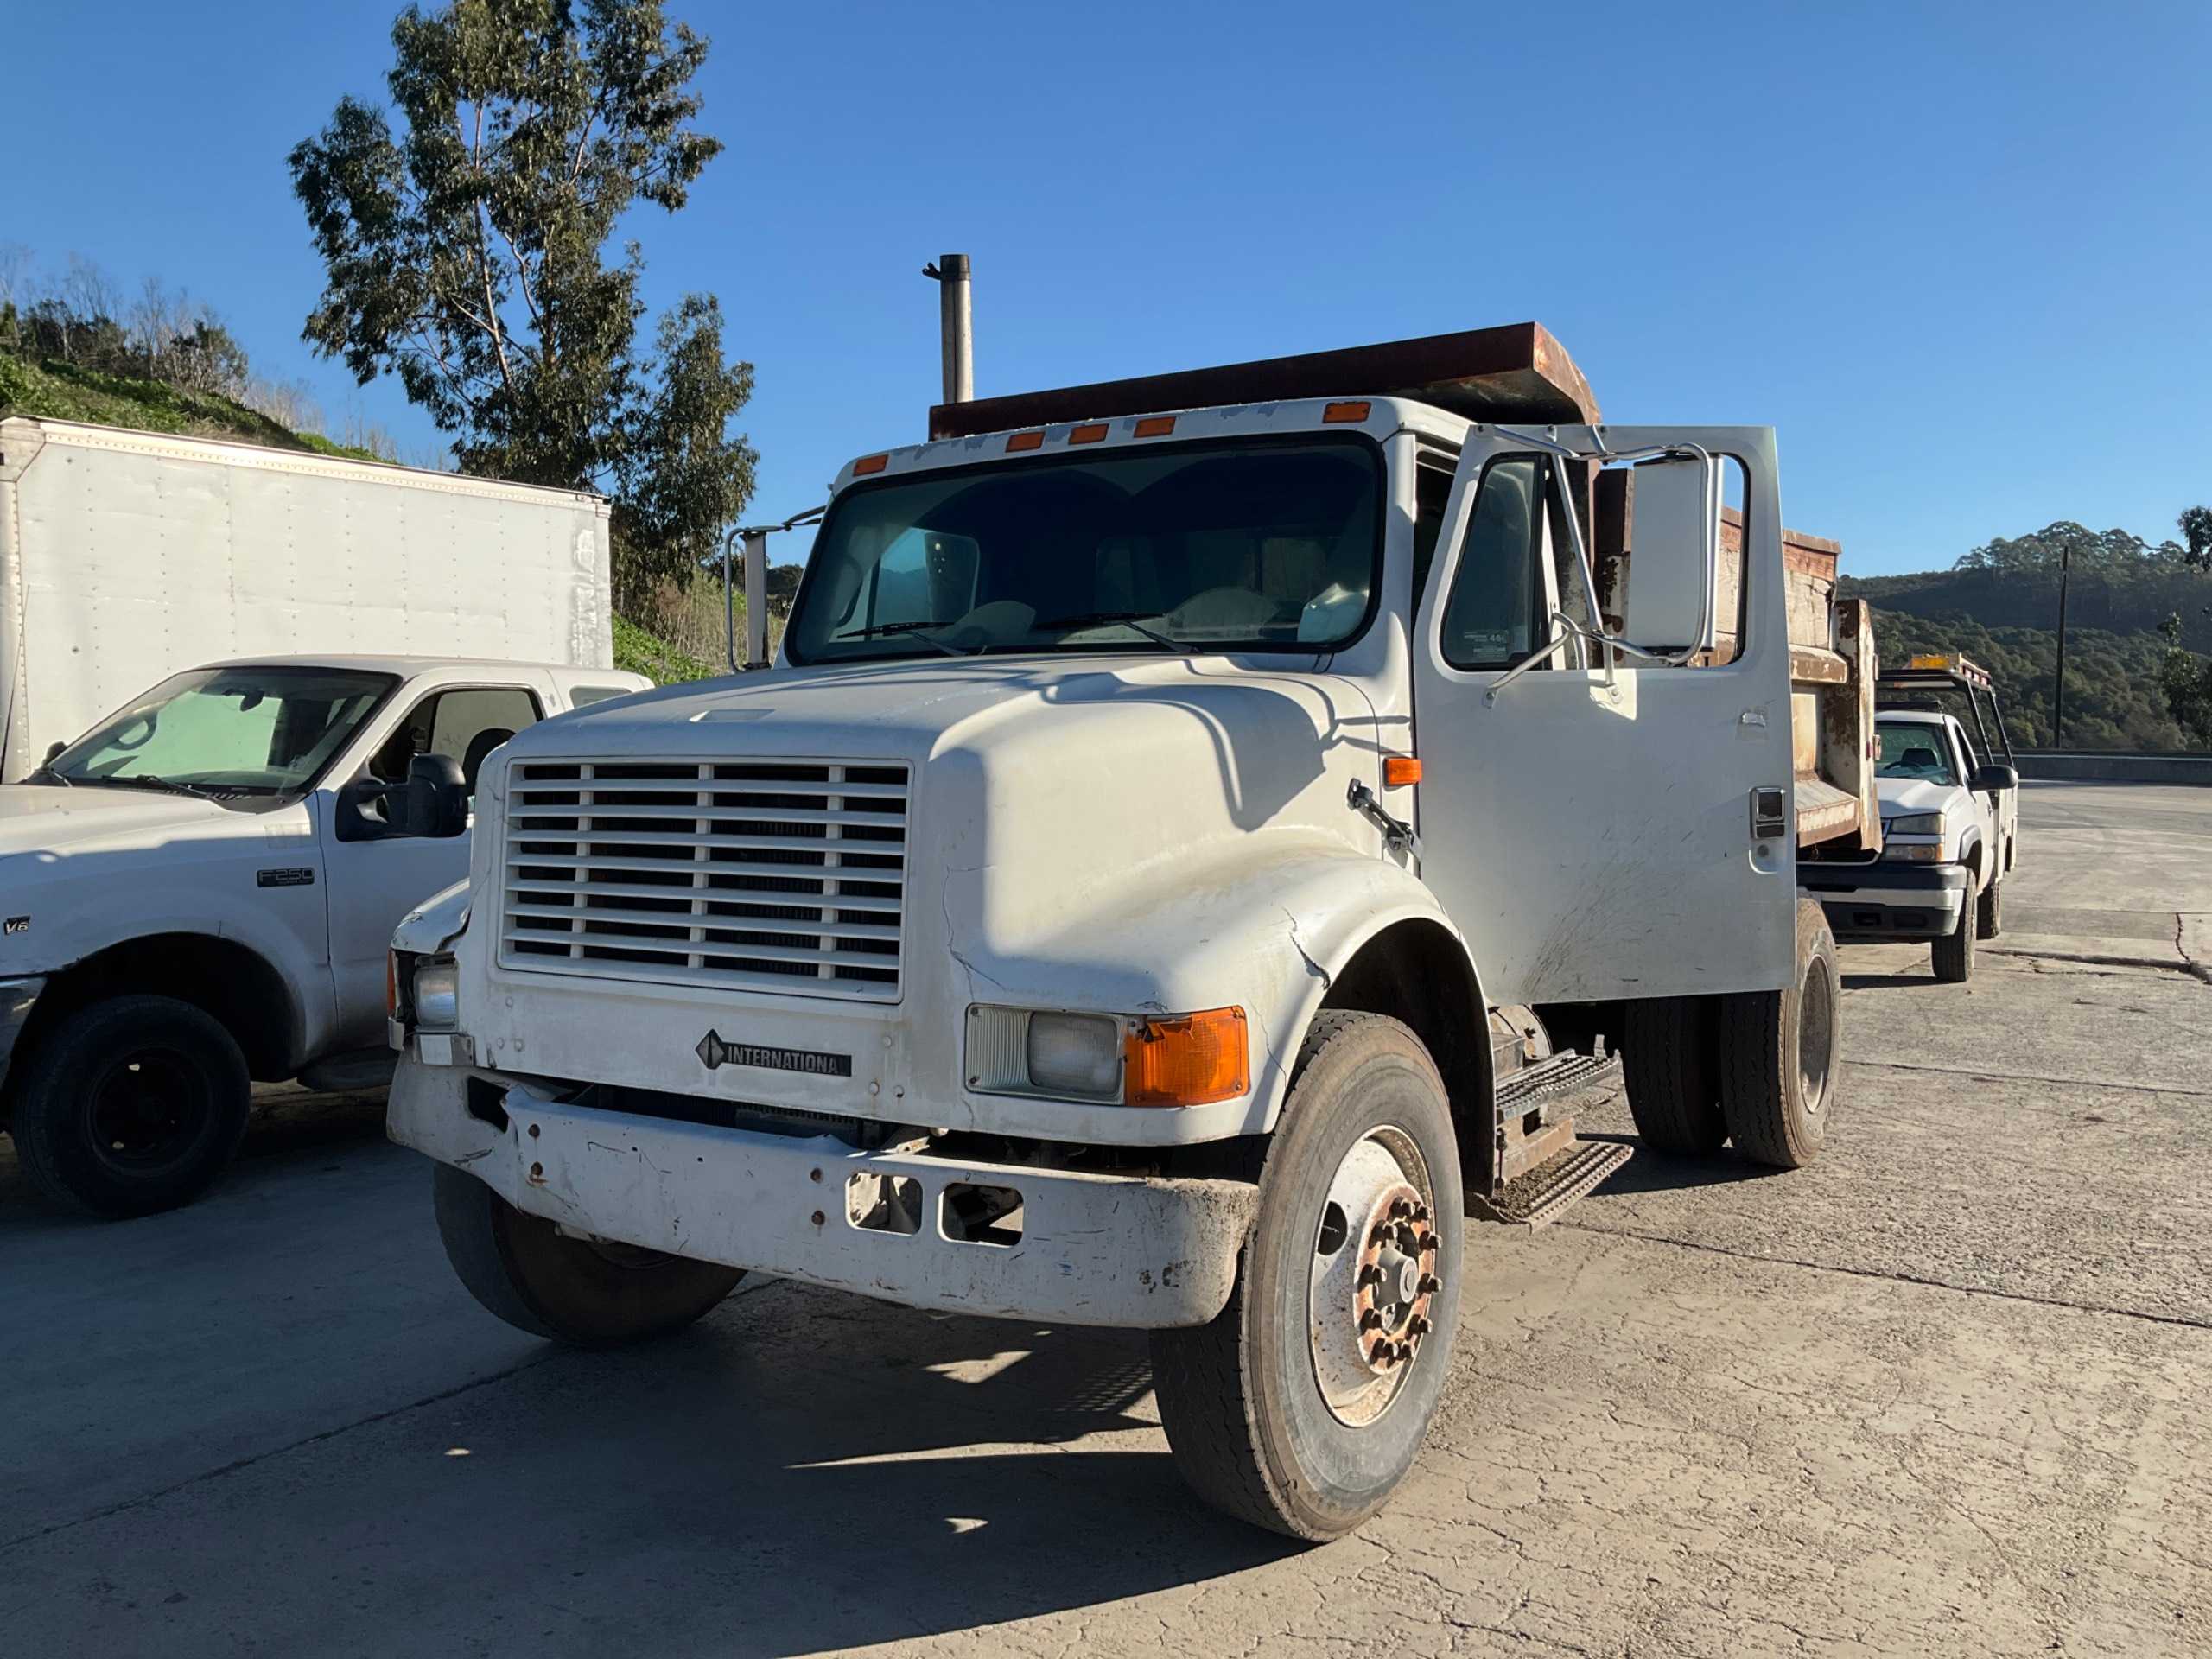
left=3, top=781, right=2207, bottom=1656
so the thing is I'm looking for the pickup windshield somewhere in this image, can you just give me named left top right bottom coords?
left=1875, top=722, right=1957, bottom=785
left=41, top=666, right=397, bottom=799
left=787, top=435, right=1382, bottom=664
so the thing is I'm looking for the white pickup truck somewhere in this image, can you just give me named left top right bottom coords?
left=381, top=323, right=1877, bottom=1540
left=0, top=655, right=648, bottom=1216
left=1802, top=655, right=2021, bottom=982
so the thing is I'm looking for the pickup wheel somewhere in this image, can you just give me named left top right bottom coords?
left=1148, top=1011, right=1463, bottom=1541
left=1975, top=873, right=2004, bottom=940
left=1618, top=997, right=1727, bottom=1156
left=1717, top=899, right=1840, bottom=1170
left=12, top=995, right=251, bottom=1218
left=432, top=1164, right=743, bottom=1347
left=1932, top=887, right=1976, bottom=982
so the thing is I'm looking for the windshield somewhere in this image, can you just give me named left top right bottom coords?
left=44, top=666, right=397, bottom=798
left=1875, top=722, right=1957, bottom=785
left=787, top=436, right=1382, bottom=664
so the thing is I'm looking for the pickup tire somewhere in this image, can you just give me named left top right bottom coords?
left=432, top=1164, right=743, bottom=1347
left=1148, top=1012, right=1463, bottom=1541
left=1933, top=888, right=1976, bottom=982
left=1618, top=997, right=1727, bottom=1156
left=1718, top=899, right=1840, bottom=1170
left=13, top=995, right=251, bottom=1218
left=1975, top=873, right=2004, bottom=940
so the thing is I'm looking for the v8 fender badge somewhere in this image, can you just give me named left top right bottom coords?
left=696, top=1029, right=853, bottom=1078
left=257, top=867, right=316, bottom=888
left=3, top=916, right=27, bottom=935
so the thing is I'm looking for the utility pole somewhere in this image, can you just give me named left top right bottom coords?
left=923, top=254, right=973, bottom=405
left=2051, top=541, right=2072, bottom=748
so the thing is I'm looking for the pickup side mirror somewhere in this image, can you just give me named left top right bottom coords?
left=1620, top=454, right=1720, bottom=657
left=43, top=740, right=65, bottom=764
left=334, top=754, right=469, bottom=842
left=391, top=754, right=470, bottom=838
left=1970, top=763, right=2018, bottom=792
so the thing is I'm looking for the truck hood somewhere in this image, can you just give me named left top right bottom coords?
left=0, top=783, right=233, bottom=856
left=1874, top=777, right=1959, bottom=817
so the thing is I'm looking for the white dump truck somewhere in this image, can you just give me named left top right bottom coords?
left=383, top=324, right=1878, bottom=1539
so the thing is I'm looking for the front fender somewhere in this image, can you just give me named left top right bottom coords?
left=949, top=836, right=1471, bottom=1140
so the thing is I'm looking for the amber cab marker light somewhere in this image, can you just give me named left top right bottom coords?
left=1006, top=430, right=1046, bottom=452
left=1124, top=1007, right=1249, bottom=1107
left=1133, top=415, right=1177, bottom=438
left=1322, top=400, right=1371, bottom=423
left=853, top=454, right=889, bottom=475
left=1382, top=755, right=1422, bottom=788
left=1069, top=423, right=1109, bottom=445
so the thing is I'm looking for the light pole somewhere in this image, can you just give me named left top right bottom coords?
left=2051, top=542, right=2072, bottom=747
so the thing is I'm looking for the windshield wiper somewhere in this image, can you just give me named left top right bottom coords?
left=106, top=773, right=221, bottom=801
left=833, top=620, right=973, bottom=658
left=1034, top=611, right=1192, bottom=653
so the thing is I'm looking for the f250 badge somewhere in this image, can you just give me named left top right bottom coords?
left=695, top=1029, right=852, bottom=1078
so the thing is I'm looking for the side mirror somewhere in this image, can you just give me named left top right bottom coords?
left=1970, top=763, right=2018, bottom=792
left=1622, top=454, right=1720, bottom=655
left=391, top=754, right=470, bottom=838
left=43, top=740, right=65, bottom=764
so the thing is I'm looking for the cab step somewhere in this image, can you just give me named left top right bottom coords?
left=1471, top=1049, right=1631, bottom=1228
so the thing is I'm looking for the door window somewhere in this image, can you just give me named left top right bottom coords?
left=1440, top=457, right=1544, bottom=669
left=368, top=685, right=543, bottom=797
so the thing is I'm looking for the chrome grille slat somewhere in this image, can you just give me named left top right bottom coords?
left=498, top=757, right=908, bottom=1001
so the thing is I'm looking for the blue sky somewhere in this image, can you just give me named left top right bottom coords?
left=6, top=1, right=2209, bottom=576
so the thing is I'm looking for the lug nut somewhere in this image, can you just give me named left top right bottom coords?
left=1408, top=1315, right=1432, bottom=1338
left=1388, top=1198, right=1413, bottom=1219
left=1359, top=1309, right=1383, bottom=1332
left=1417, top=1273, right=1441, bottom=1294
left=1357, top=1264, right=1382, bottom=1287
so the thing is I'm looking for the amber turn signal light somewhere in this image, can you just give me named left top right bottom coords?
left=1382, top=755, right=1422, bottom=787
left=1124, top=1007, right=1249, bottom=1106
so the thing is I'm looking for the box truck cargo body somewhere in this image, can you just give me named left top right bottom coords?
left=0, top=416, right=616, bottom=779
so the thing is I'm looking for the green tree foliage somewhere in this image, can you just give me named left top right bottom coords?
left=289, top=0, right=755, bottom=590
left=2158, top=613, right=2212, bottom=747
left=1953, top=520, right=2192, bottom=573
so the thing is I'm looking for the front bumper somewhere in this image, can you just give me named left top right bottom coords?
left=388, top=1058, right=1256, bottom=1330
left=1802, top=863, right=1969, bottom=943
left=0, top=976, right=47, bottom=1090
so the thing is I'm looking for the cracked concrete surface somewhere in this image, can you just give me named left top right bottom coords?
left=2, top=781, right=2207, bottom=1656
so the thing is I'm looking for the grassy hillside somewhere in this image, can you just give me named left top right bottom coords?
left=0, top=350, right=387, bottom=461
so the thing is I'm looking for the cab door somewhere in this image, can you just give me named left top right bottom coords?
left=1408, top=426, right=1799, bottom=1007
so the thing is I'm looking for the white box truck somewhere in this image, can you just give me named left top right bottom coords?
left=381, top=323, right=1878, bottom=1540
left=0, top=416, right=619, bottom=779
left=0, top=418, right=650, bottom=1217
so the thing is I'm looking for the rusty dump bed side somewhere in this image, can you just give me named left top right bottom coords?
left=928, top=321, right=1599, bottom=440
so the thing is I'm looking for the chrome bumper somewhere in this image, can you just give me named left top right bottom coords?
left=388, top=1058, right=1256, bottom=1329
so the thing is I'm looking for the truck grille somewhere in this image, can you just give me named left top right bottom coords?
left=498, top=759, right=909, bottom=1002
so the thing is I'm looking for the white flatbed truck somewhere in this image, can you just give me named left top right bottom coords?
left=383, top=323, right=1878, bottom=1538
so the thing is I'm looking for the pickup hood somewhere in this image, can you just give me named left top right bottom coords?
left=0, top=784, right=232, bottom=857
left=1874, top=777, right=1959, bottom=818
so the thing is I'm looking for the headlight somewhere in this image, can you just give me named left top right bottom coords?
left=1886, top=811, right=1946, bottom=836
left=412, top=957, right=460, bottom=1031
left=964, top=1004, right=1249, bottom=1106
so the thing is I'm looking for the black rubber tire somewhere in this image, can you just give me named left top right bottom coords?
left=1718, top=899, right=1840, bottom=1170
left=1975, top=873, right=2004, bottom=940
left=1932, top=887, right=1976, bottom=982
left=1618, top=997, right=1727, bottom=1156
left=12, top=995, right=251, bottom=1218
left=1148, top=1011, right=1465, bottom=1542
left=432, top=1164, right=743, bottom=1347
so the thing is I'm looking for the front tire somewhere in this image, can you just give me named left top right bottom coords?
left=1149, top=1012, right=1464, bottom=1541
left=432, top=1165, right=744, bottom=1347
left=1718, top=899, right=1840, bottom=1170
left=13, top=995, right=251, bottom=1218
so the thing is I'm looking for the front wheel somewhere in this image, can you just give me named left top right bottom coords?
left=1149, top=1011, right=1464, bottom=1541
left=432, top=1165, right=744, bottom=1347
left=12, top=995, right=251, bottom=1217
